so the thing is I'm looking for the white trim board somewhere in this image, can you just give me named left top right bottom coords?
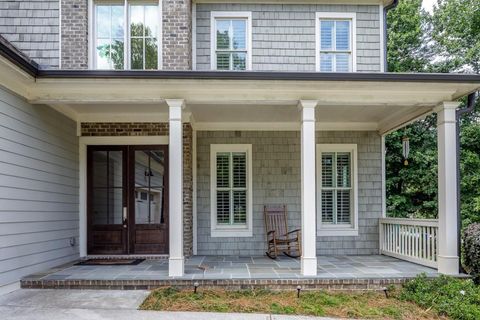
left=78, top=135, right=169, bottom=257
left=194, top=122, right=378, bottom=131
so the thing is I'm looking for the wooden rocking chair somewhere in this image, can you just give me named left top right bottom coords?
left=264, top=205, right=301, bottom=259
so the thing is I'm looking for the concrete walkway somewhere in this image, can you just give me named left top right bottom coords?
left=0, top=289, right=337, bottom=320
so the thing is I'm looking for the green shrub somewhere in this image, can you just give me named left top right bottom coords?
left=463, top=223, right=480, bottom=283
left=400, top=274, right=480, bottom=320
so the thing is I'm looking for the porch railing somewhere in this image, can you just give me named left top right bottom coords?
left=379, top=217, right=439, bottom=269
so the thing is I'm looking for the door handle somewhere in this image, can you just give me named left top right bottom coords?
left=123, top=207, right=128, bottom=228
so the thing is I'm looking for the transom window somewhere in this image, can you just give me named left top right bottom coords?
left=211, top=12, right=252, bottom=71
left=210, top=144, right=252, bottom=237
left=93, top=1, right=159, bottom=70
left=317, top=144, right=358, bottom=236
left=316, top=13, right=356, bottom=72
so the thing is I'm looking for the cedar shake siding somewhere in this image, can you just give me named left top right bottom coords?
left=196, top=131, right=382, bottom=256
left=195, top=3, right=382, bottom=72
left=0, top=86, right=79, bottom=293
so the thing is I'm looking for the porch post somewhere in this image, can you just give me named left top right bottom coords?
left=436, top=101, right=461, bottom=275
left=299, top=100, right=318, bottom=276
left=167, top=99, right=185, bottom=277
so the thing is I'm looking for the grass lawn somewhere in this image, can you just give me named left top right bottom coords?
left=140, top=286, right=445, bottom=319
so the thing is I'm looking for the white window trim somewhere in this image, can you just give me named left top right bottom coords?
left=210, top=144, right=253, bottom=237
left=210, top=11, right=253, bottom=71
left=316, top=144, right=358, bottom=236
left=315, top=12, right=357, bottom=72
left=89, top=0, right=162, bottom=70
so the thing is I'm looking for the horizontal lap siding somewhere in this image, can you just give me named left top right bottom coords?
left=0, top=86, right=79, bottom=293
left=196, top=4, right=381, bottom=72
left=196, top=131, right=381, bottom=256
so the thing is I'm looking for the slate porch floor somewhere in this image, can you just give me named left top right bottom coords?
left=23, top=255, right=439, bottom=281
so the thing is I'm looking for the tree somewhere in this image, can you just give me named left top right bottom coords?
left=431, top=0, right=480, bottom=73
left=385, top=0, right=480, bottom=226
left=386, top=0, right=430, bottom=72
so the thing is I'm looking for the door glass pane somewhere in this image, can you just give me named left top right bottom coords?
left=91, top=150, right=124, bottom=225
left=135, top=150, right=165, bottom=225
left=108, top=188, right=123, bottom=224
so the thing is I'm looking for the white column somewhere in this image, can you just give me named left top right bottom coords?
left=436, top=101, right=460, bottom=275
left=167, top=99, right=185, bottom=277
left=299, top=100, right=318, bottom=276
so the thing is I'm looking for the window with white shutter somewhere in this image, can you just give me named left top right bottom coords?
left=317, top=144, right=358, bottom=236
left=211, top=145, right=252, bottom=237
left=315, top=13, right=356, bottom=72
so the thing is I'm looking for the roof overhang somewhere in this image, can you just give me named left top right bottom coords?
left=0, top=43, right=479, bottom=135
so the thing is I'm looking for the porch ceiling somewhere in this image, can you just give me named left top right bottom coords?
left=1, top=54, right=479, bottom=134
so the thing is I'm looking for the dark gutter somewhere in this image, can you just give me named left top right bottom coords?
left=383, top=0, right=400, bottom=71
left=0, top=35, right=38, bottom=77
left=35, top=69, right=480, bottom=83
left=456, top=91, right=478, bottom=274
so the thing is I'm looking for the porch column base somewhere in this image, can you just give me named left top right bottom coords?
left=169, top=257, right=185, bottom=277
left=301, top=256, right=318, bottom=276
left=438, top=255, right=459, bottom=275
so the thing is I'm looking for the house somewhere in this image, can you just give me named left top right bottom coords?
left=0, top=0, right=479, bottom=294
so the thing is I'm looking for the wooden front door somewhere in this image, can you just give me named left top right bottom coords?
left=87, top=145, right=168, bottom=255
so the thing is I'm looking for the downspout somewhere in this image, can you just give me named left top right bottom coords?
left=383, top=0, right=399, bottom=71
left=456, top=91, right=478, bottom=274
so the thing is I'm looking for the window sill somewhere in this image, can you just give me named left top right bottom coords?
left=211, top=228, right=252, bottom=238
left=317, top=228, right=358, bottom=237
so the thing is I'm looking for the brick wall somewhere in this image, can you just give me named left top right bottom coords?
left=0, top=0, right=59, bottom=69
left=163, top=0, right=192, bottom=70
left=196, top=131, right=382, bottom=256
left=80, top=122, right=193, bottom=256
left=61, top=0, right=88, bottom=69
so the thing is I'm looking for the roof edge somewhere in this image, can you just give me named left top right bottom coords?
left=0, top=35, right=38, bottom=77
left=36, top=69, right=480, bottom=83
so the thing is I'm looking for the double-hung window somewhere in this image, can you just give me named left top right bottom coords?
left=211, top=12, right=252, bottom=71
left=210, top=144, right=252, bottom=237
left=317, top=144, right=358, bottom=236
left=316, top=13, right=356, bottom=72
left=93, top=1, right=159, bottom=70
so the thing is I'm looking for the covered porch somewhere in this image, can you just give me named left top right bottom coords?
left=2, top=57, right=480, bottom=280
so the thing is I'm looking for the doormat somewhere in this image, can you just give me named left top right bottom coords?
left=75, top=259, right=145, bottom=266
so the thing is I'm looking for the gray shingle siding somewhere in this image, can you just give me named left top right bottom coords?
left=196, top=131, right=382, bottom=256
left=0, top=0, right=59, bottom=69
left=195, top=3, right=381, bottom=72
left=0, top=86, right=79, bottom=293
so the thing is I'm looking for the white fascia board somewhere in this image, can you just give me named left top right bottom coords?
left=194, top=122, right=378, bottom=131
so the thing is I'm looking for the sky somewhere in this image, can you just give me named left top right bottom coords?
left=422, top=0, right=438, bottom=13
